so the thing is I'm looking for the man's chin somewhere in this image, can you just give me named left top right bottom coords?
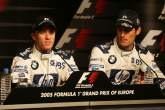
left=118, top=43, right=130, bottom=50
left=120, top=43, right=129, bottom=47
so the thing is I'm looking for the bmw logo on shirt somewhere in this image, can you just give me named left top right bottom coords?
left=108, top=55, right=117, bottom=64
left=31, top=60, right=39, bottom=70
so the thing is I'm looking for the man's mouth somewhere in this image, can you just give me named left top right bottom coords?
left=120, top=39, right=128, bottom=42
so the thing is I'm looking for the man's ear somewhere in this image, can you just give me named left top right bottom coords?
left=136, top=27, right=141, bottom=36
left=31, top=33, right=36, bottom=41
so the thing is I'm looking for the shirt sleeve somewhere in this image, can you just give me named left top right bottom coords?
left=140, top=51, right=165, bottom=78
left=60, top=55, right=79, bottom=83
left=10, top=56, right=31, bottom=85
left=67, top=56, right=79, bottom=72
left=88, top=46, right=106, bottom=72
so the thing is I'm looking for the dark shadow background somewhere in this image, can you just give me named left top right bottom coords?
left=0, top=0, right=82, bottom=70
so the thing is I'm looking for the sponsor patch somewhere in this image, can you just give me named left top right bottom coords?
left=108, top=55, right=117, bottom=64
left=31, top=60, right=39, bottom=70
left=89, top=64, right=100, bottom=71
left=109, top=69, right=135, bottom=85
left=50, top=60, right=65, bottom=69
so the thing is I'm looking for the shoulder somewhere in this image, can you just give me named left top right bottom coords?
left=94, top=41, right=114, bottom=54
left=16, top=48, right=32, bottom=60
left=135, top=44, right=149, bottom=54
left=54, top=48, right=72, bottom=59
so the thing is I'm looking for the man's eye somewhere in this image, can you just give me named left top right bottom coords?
left=124, top=28, right=132, bottom=32
left=49, top=30, right=55, bottom=34
left=38, top=30, right=46, bottom=34
left=119, top=28, right=132, bottom=33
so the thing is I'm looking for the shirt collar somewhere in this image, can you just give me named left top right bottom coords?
left=32, top=46, right=54, bottom=59
left=114, top=37, right=135, bottom=56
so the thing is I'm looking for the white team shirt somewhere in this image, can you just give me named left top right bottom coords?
left=11, top=46, right=79, bottom=87
left=89, top=38, right=165, bottom=85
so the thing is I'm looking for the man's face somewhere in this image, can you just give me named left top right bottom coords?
left=32, top=28, right=55, bottom=53
left=116, top=26, right=138, bottom=51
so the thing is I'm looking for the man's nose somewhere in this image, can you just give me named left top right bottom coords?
left=120, top=31, right=126, bottom=37
left=45, top=31, right=51, bottom=39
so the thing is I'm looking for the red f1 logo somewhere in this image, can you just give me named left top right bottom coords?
left=77, top=72, right=98, bottom=84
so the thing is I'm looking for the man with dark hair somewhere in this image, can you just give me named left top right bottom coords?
left=89, top=9, right=165, bottom=88
left=11, top=17, right=79, bottom=87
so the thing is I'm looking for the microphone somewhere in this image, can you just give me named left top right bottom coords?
left=138, top=49, right=165, bottom=94
left=54, top=49, right=77, bottom=72
left=138, top=51, right=158, bottom=78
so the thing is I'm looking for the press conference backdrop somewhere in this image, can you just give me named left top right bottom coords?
left=0, top=0, right=82, bottom=70
left=0, top=0, right=164, bottom=73
left=56, top=0, right=165, bottom=73
left=0, top=0, right=165, bottom=109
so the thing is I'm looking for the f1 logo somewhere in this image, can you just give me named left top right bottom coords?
left=56, top=28, right=78, bottom=48
left=77, top=72, right=98, bottom=84
left=77, top=72, right=91, bottom=84
left=76, top=0, right=92, bottom=14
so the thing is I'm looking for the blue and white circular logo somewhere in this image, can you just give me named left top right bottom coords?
left=31, top=60, right=39, bottom=70
left=108, top=55, right=117, bottom=64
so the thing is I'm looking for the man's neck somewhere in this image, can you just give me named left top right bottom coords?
left=118, top=44, right=134, bottom=51
left=34, top=45, right=52, bottom=54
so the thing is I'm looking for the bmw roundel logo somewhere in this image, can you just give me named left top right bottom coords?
left=31, top=60, right=39, bottom=70
left=108, top=55, right=117, bottom=64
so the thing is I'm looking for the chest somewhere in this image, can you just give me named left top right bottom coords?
left=29, top=55, right=66, bottom=74
left=104, top=52, right=142, bottom=70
